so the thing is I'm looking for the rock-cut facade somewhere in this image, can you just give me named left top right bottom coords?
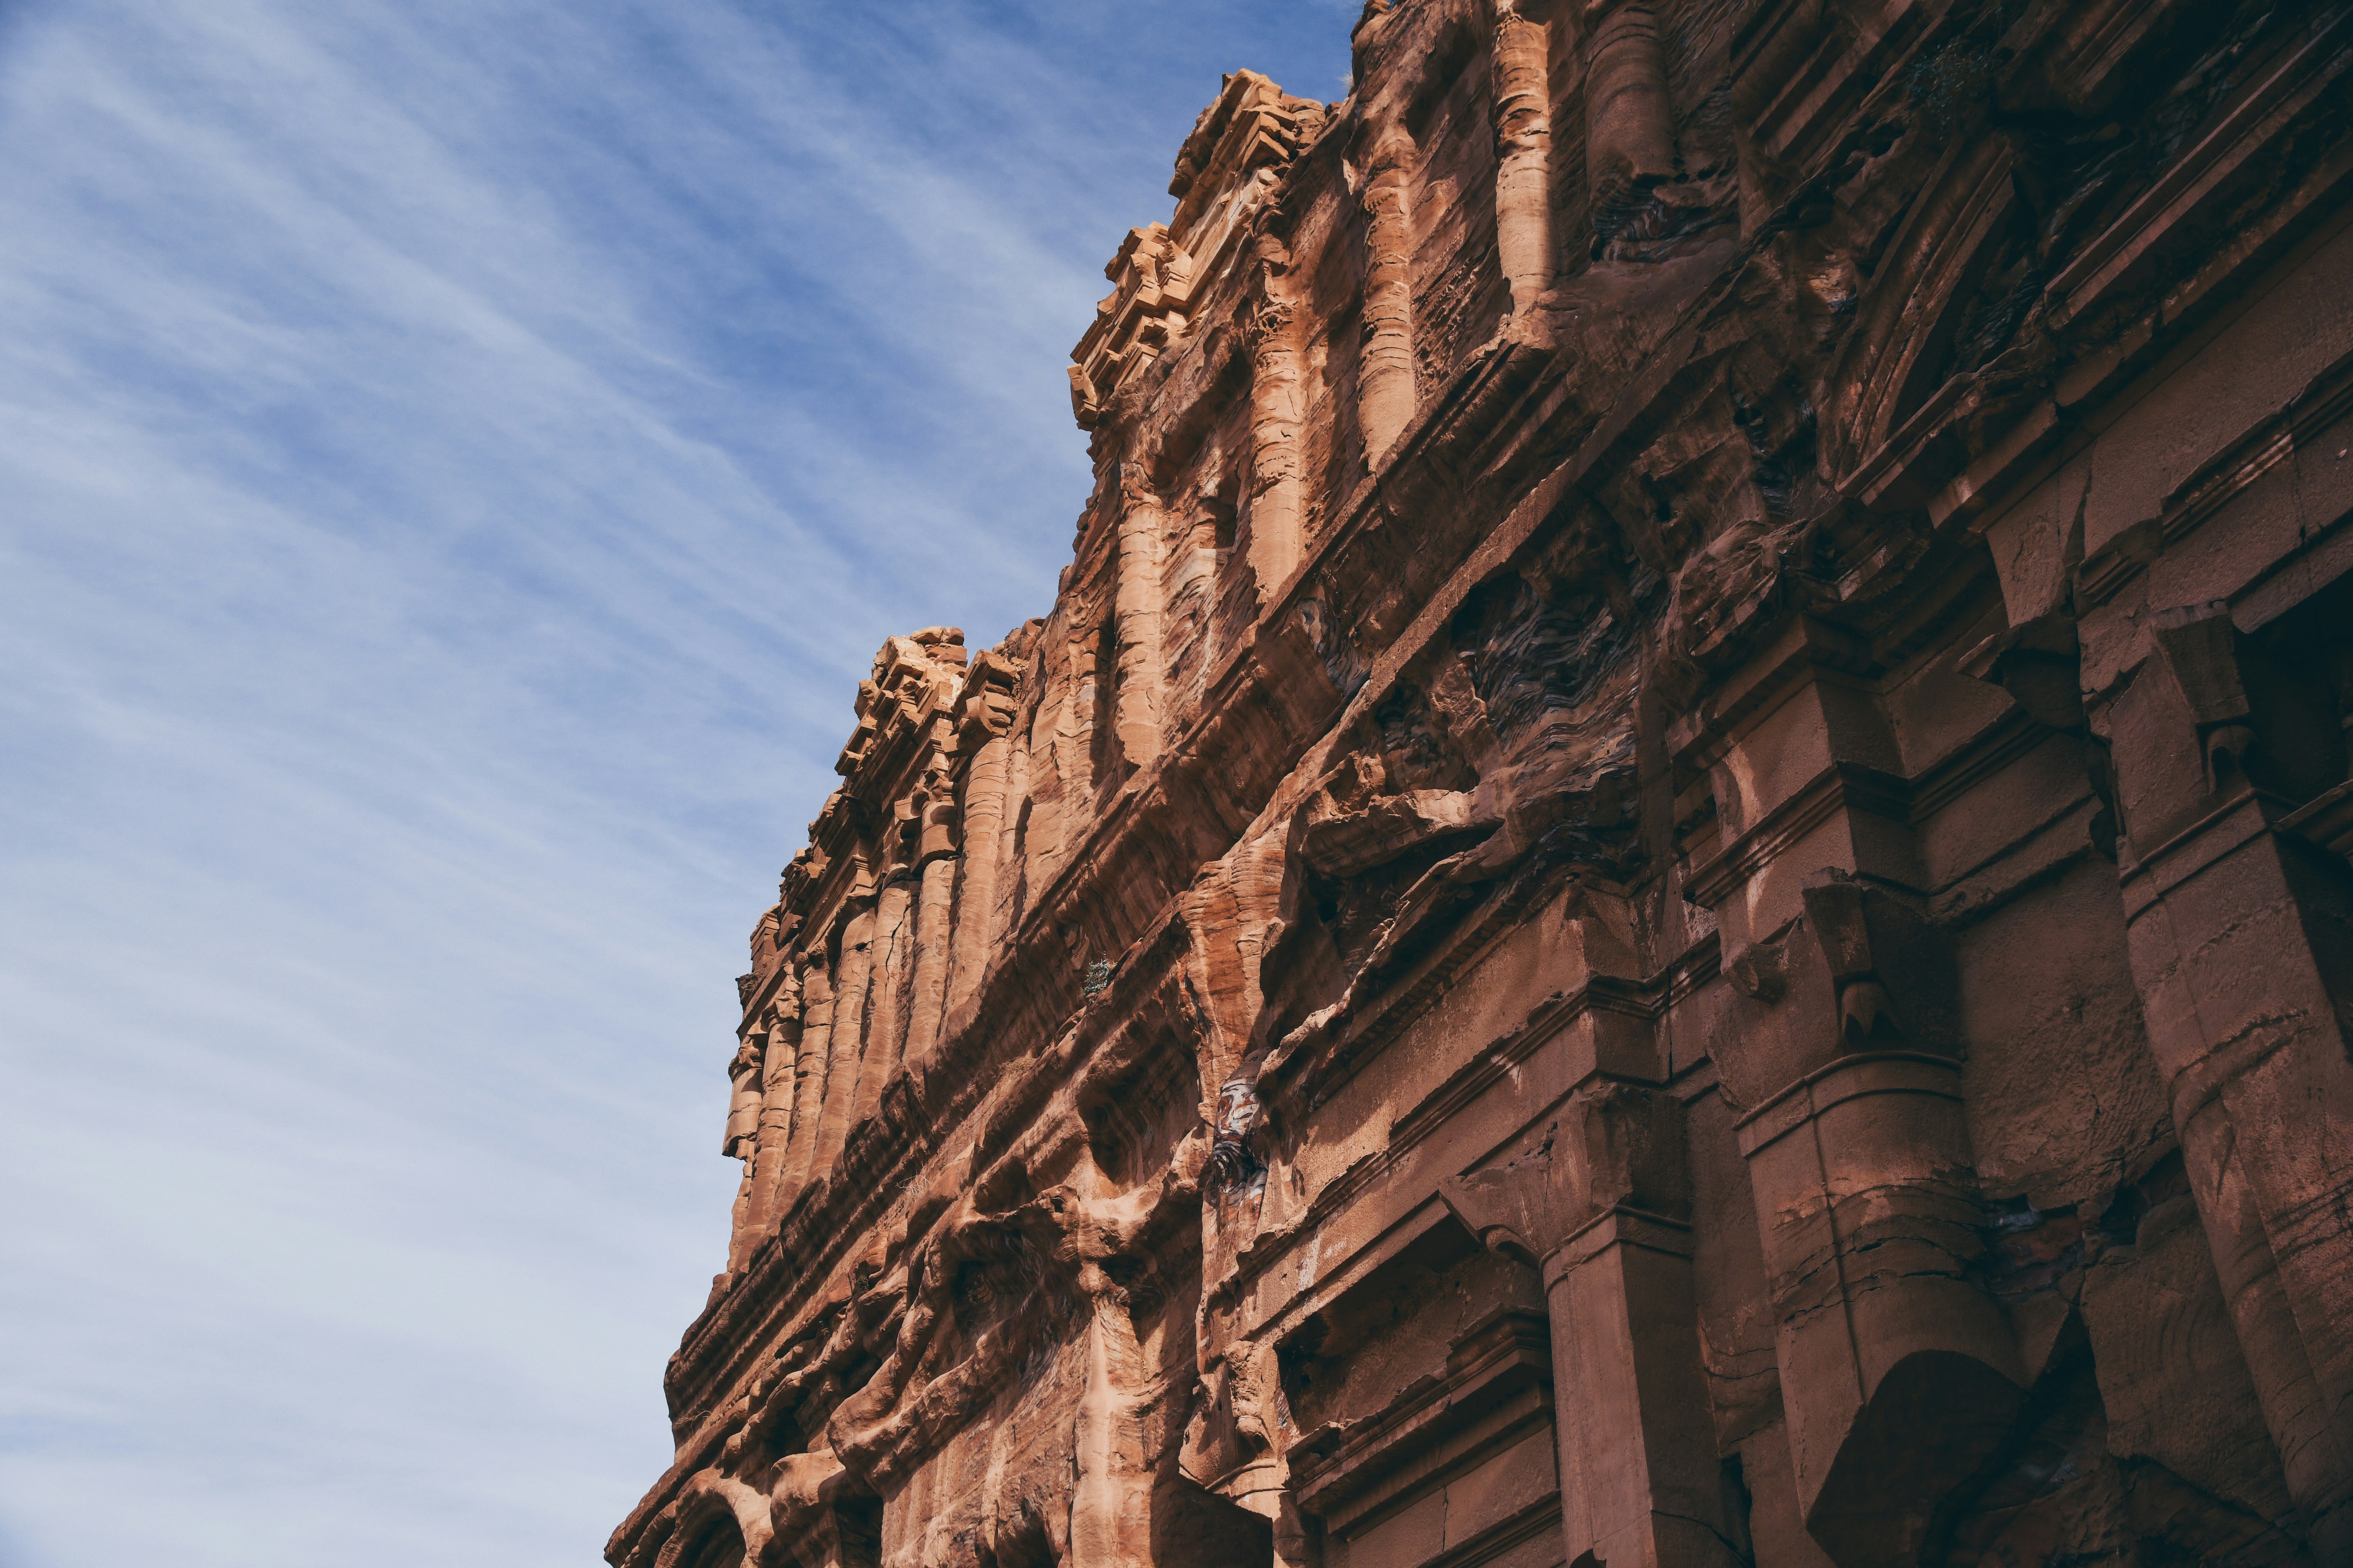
left=611, top=1, right=2353, bottom=1564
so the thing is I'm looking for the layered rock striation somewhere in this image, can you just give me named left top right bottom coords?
left=614, top=5, right=2353, bottom=1566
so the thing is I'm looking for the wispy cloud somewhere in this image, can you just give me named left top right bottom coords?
left=0, top=2, right=1349, bottom=1564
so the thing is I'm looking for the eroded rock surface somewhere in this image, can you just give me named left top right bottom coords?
left=613, top=7, right=2353, bottom=1565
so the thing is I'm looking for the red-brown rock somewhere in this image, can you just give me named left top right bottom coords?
left=613, top=6, right=2353, bottom=1565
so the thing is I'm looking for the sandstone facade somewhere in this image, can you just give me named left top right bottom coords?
left=612, top=2, right=2353, bottom=1564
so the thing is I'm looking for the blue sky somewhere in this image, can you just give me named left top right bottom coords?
left=0, top=5, right=1350, bottom=1563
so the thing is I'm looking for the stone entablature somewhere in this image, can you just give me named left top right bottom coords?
left=618, top=3, right=2353, bottom=1566
left=1069, top=72, right=1323, bottom=430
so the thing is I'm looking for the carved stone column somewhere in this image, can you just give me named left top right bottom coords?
left=1069, top=1295, right=1154, bottom=1568
left=809, top=897, right=878, bottom=1184
left=1578, top=0, right=1676, bottom=212
left=723, top=1024, right=764, bottom=1271
left=735, top=982, right=799, bottom=1258
left=1356, top=127, right=1417, bottom=466
left=995, top=715, right=1033, bottom=912
left=901, top=765, right=960, bottom=1064
left=945, top=650, right=1020, bottom=1016
left=776, top=952, right=835, bottom=1208
left=1182, top=1329, right=1319, bottom=1567
left=2095, top=602, right=2353, bottom=1555
left=856, top=866, right=915, bottom=1119
left=941, top=790, right=1001, bottom=1010
left=1242, top=237, right=1307, bottom=600
left=1669, top=625, right=2044, bottom=1561
left=1725, top=876, right=2027, bottom=1567
left=1441, top=1085, right=1741, bottom=1568
left=723, top=1029, right=764, bottom=1163
left=1222, top=1453, right=1319, bottom=1568
left=1490, top=0, right=1555, bottom=312
left=1113, top=462, right=1166, bottom=766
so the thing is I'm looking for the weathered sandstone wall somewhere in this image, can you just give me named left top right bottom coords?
left=612, top=2, right=2353, bottom=1564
